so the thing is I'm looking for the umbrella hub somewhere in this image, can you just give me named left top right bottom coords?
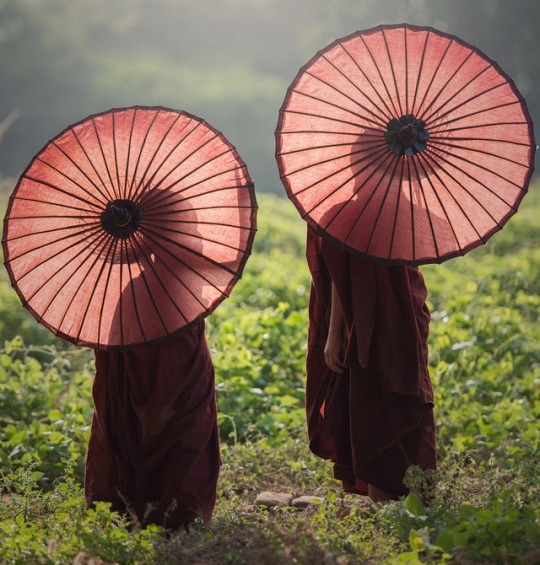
left=385, top=114, right=429, bottom=157
left=101, top=199, right=142, bottom=239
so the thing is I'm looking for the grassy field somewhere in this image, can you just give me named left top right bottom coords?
left=0, top=177, right=539, bottom=564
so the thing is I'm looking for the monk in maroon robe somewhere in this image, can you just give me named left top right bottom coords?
left=305, top=226, right=436, bottom=500
left=84, top=319, right=220, bottom=529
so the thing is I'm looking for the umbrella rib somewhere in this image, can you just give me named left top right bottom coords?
left=359, top=31, right=400, bottom=119
left=364, top=158, right=403, bottom=257
left=147, top=201, right=255, bottom=216
left=136, top=229, right=223, bottom=310
left=278, top=138, right=382, bottom=158
left=125, top=108, right=149, bottom=201
left=114, top=240, right=127, bottom=346
left=134, top=111, right=197, bottom=200
left=144, top=203, right=256, bottom=235
left=25, top=164, right=106, bottom=211
left=277, top=108, right=378, bottom=133
left=69, top=132, right=113, bottom=205
left=422, top=149, right=496, bottom=238
left=142, top=158, right=242, bottom=210
left=426, top=145, right=523, bottom=211
left=4, top=221, right=103, bottom=263
left=129, top=109, right=183, bottom=201
left=282, top=138, right=388, bottom=183
left=128, top=110, right=176, bottom=200
left=147, top=261, right=202, bottom=323
left=386, top=158, right=406, bottom=260
left=143, top=222, right=250, bottom=253
left=404, top=27, right=409, bottom=115
left=160, top=183, right=255, bottom=209
left=109, top=236, right=182, bottom=344
left=18, top=227, right=111, bottom=324
left=296, top=145, right=392, bottom=204
left=294, top=73, right=388, bottom=129
left=80, top=236, right=119, bottom=347
left=277, top=128, right=370, bottom=141
left=275, top=128, right=383, bottom=159
left=405, top=160, right=415, bottom=260
left=428, top=99, right=524, bottom=132
left=340, top=34, right=397, bottom=120
left=428, top=161, right=485, bottom=247
left=43, top=138, right=112, bottom=207
left=336, top=151, right=396, bottom=242
left=114, top=108, right=138, bottom=201
left=302, top=144, right=393, bottom=222
left=122, top=109, right=137, bottom=201
left=123, top=243, right=153, bottom=343
left=134, top=120, right=207, bottom=201
left=8, top=226, right=103, bottom=285
left=145, top=171, right=255, bottom=215
left=136, top=234, right=207, bottom=320
left=432, top=137, right=532, bottom=178
left=74, top=235, right=120, bottom=347
left=414, top=153, right=463, bottom=254
left=72, top=126, right=121, bottom=203
left=89, top=115, right=122, bottom=204
left=5, top=194, right=100, bottom=217
left=142, top=224, right=240, bottom=279
left=93, top=237, right=122, bottom=344
left=147, top=210, right=256, bottom=229
left=142, top=149, right=245, bottom=210
left=145, top=130, right=222, bottom=199
left=381, top=26, right=405, bottom=117
left=421, top=49, right=476, bottom=121
left=434, top=134, right=532, bottom=152
left=414, top=36, right=456, bottom=119
left=409, top=156, right=441, bottom=259
left=309, top=49, right=391, bottom=125
left=111, top=111, right=122, bottom=198
left=410, top=27, right=430, bottom=117
left=430, top=78, right=509, bottom=127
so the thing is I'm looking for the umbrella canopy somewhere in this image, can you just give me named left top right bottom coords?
left=3, top=106, right=257, bottom=350
left=275, top=23, right=535, bottom=265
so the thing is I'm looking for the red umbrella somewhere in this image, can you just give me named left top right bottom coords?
left=275, top=24, right=535, bottom=265
left=3, top=106, right=257, bottom=349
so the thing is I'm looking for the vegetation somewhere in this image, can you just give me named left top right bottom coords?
left=1, top=0, right=539, bottom=192
left=0, top=173, right=539, bottom=563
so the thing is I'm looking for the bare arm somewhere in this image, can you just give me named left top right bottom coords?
left=324, top=282, right=346, bottom=373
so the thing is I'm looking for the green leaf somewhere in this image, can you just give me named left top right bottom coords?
left=404, top=493, right=426, bottom=518
left=409, top=529, right=425, bottom=551
left=434, top=529, right=455, bottom=552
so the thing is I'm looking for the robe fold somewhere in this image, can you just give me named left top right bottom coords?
left=84, top=319, right=220, bottom=529
left=305, top=227, right=436, bottom=496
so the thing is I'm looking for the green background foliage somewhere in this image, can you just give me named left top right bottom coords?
left=0, top=172, right=539, bottom=562
left=1, top=0, right=539, bottom=192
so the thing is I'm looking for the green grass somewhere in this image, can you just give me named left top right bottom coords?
left=0, top=178, right=539, bottom=563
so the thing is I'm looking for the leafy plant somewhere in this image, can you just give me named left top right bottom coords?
left=0, top=188, right=539, bottom=563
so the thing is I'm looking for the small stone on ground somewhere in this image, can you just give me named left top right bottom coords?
left=255, top=491, right=324, bottom=509
left=292, top=495, right=324, bottom=508
left=254, top=491, right=294, bottom=507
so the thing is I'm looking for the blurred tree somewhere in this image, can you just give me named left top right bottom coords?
left=0, top=0, right=537, bottom=193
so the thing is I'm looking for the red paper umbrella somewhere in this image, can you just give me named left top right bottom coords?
left=276, top=24, right=535, bottom=265
left=3, top=106, right=257, bottom=349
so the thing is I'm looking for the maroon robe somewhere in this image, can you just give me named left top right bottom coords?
left=84, top=319, right=220, bottom=529
left=306, top=227, right=436, bottom=496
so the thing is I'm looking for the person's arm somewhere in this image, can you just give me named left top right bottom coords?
left=324, top=282, right=346, bottom=373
